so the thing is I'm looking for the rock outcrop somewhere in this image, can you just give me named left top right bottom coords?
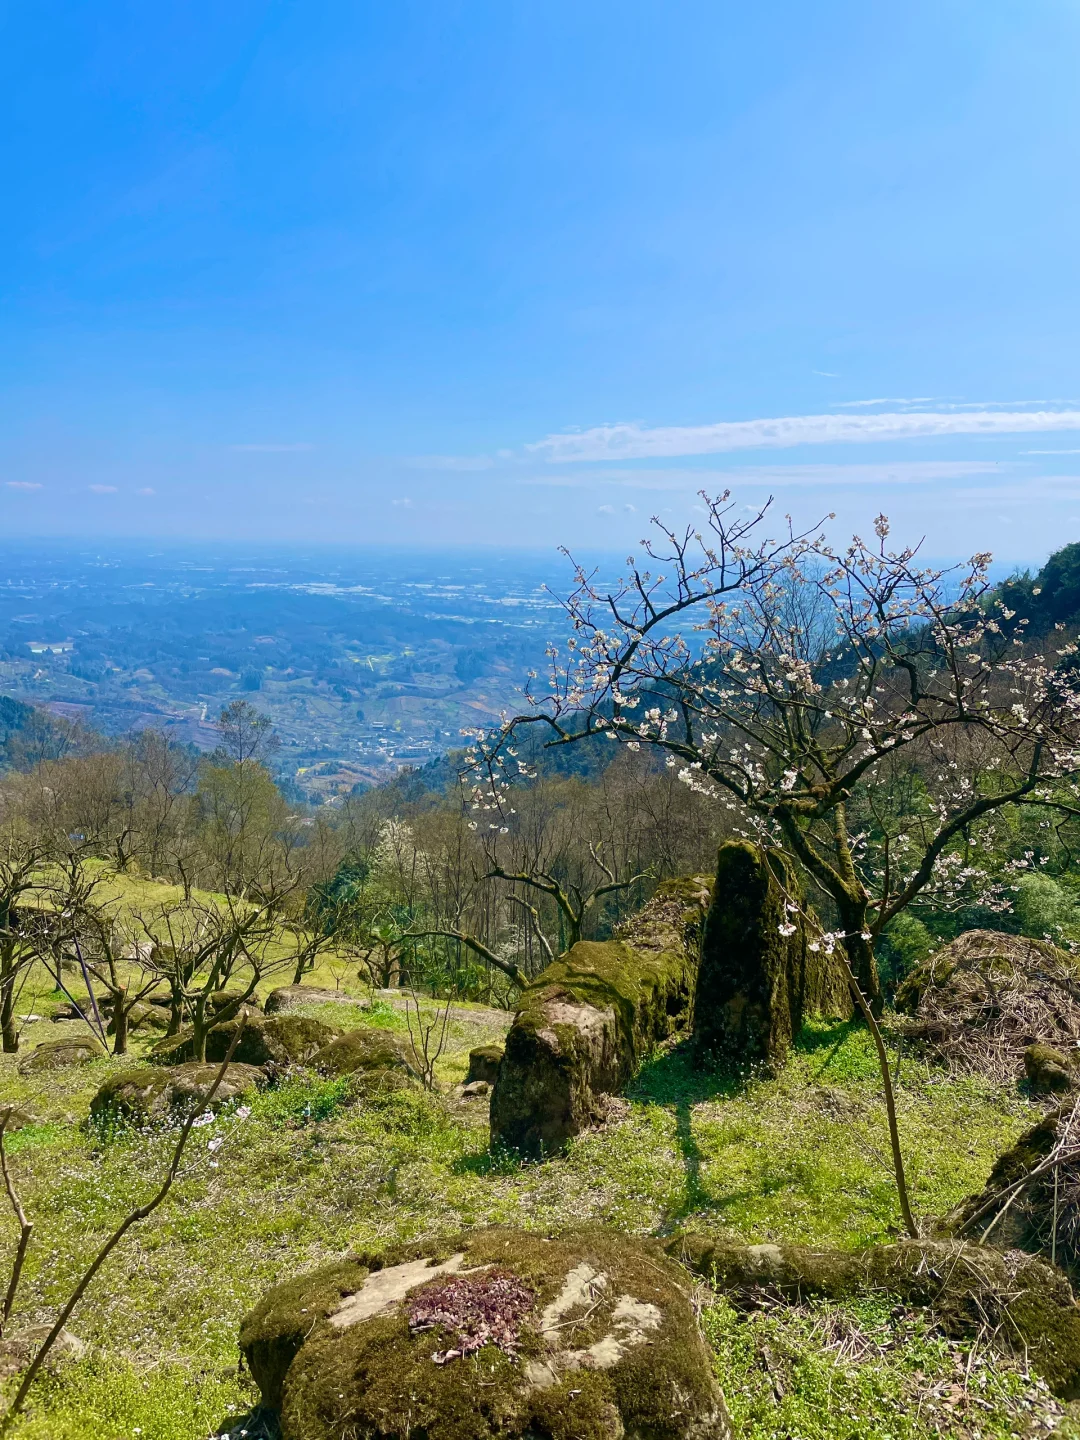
left=490, top=877, right=710, bottom=1157
left=239, top=1226, right=732, bottom=1440
left=669, top=1230, right=1080, bottom=1398
left=89, top=1062, right=266, bottom=1126
left=692, top=841, right=851, bottom=1073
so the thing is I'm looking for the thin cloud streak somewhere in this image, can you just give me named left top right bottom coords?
left=527, top=409, right=1080, bottom=462
left=519, top=460, right=1011, bottom=490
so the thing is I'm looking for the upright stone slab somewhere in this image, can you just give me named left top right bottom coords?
left=692, top=841, right=851, bottom=1073
left=490, top=876, right=710, bottom=1157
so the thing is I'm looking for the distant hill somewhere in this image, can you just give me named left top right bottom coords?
left=0, top=695, right=85, bottom=771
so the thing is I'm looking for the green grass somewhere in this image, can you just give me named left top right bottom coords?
left=0, top=997, right=1056, bottom=1437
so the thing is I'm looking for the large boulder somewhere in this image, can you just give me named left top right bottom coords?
left=89, top=1062, right=266, bottom=1126
left=895, top=928, right=1080, bottom=1081
left=152, top=1014, right=340, bottom=1068
left=17, top=1035, right=105, bottom=1073
left=309, top=1027, right=419, bottom=1081
left=490, top=877, right=710, bottom=1157
left=265, top=985, right=362, bottom=1014
left=669, top=1231, right=1080, bottom=1399
left=466, top=1045, right=503, bottom=1085
left=239, top=1227, right=732, bottom=1440
left=692, top=842, right=851, bottom=1074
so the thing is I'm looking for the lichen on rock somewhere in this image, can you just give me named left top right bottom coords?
left=239, top=1226, right=732, bottom=1440
left=309, top=1026, right=420, bottom=1080
left=490, top=876, right=710, bottom=1157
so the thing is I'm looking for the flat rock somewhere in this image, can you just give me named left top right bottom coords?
left=265, top=985, right=365, bottom=1014
left=0, top=1104, right=39, bottom=1134
left=239, top=1226, right=732, bottom=1440
left=17, top=1036, right=105, bottom=1073
left=90, top=1062, right=267, bottom=1126
left=0, top=1326, right=87, bottom=1378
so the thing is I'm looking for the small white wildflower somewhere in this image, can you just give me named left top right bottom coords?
left=208, top=1136, right=224, bottom=1152
left=235, top=1106, right=251, bottom=1120
left=191, top=1112, right=214, bottom=1128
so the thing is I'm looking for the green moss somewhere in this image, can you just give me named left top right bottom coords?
left=310, top=1026, right=419, bottom=1078
left=671, top=1232, right=1080, bottom=1398
left=254, top=1227, right=728, bottom=1440
left=693, top=842, right=850, bottom=1075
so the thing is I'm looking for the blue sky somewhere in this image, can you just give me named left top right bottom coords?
left=2, top=1, right=1079, bottom=565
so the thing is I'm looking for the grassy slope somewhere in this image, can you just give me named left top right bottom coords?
left=0, top=946, right=1065, bottom=1439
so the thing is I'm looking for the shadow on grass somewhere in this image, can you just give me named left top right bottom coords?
left=451, top=1144, right=529, bottom=1178
left=629, top=1042, right=757, bottom=1224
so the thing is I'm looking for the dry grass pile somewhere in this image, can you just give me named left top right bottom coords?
left=951, top=1092, right=1080, bottom=1279
left=895, top=928, right=1080, bottom=1083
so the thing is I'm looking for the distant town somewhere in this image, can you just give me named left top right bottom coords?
left=0, top=543, right=575, bottom=801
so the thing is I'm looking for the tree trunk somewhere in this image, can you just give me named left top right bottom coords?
left=112, top=987, right=129, bottom=1057
left=836, top=899, right=882, bottom=1016
left=0, top=970, right=18, bottom=1054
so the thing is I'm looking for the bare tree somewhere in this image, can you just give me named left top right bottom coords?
left=471, top=497, right=1080, bottom=1011
left=138, top=889, right=286, bottom=1061
left=0, top=842, right=51, bottom=1055
left=468, top=496, right=1080, bottom=1236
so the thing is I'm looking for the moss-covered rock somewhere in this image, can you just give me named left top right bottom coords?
left=692, top=842, right=851, bottom=1074
left=209, top=988, right=263, bottom=1014
left=89, top=1062, right=266, bottom=1126
left=239, top=1226, right=732, bottom=1440
left=310, top=1027, right=420, bottom=1079
left=490, top=877, right=710, bottom=1157
left=1026, top=1042, right=1076, bottom=1094
left=668, top=1231, right=1080, bottom=1398
left=17, top=1035, right=105, bottom=1073
left=151, top=1013, right=340, bottom=1067
left=107, top=1001, right=170, bottom=1035
left=466, top=1045, right=504, bottom=1085
left=208, top=1014, right=340, bottom=1067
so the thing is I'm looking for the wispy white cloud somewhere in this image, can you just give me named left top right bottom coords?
left=88, top=484, right=118, bottom=494
left=527, top=410, right=1080, bottom=462
left=5, top=481, right=42, bottom=491
left=812, top=369, right=840, bottom=377
left=520, top=460, right=1010, bottom=490
left=136, top=487, right=156, bottom=496
left=835, top=397, right=939, bottom=408
left=1022, top=449, right=1080, bottom=455
left=229, top=443, right=313, bottom=453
